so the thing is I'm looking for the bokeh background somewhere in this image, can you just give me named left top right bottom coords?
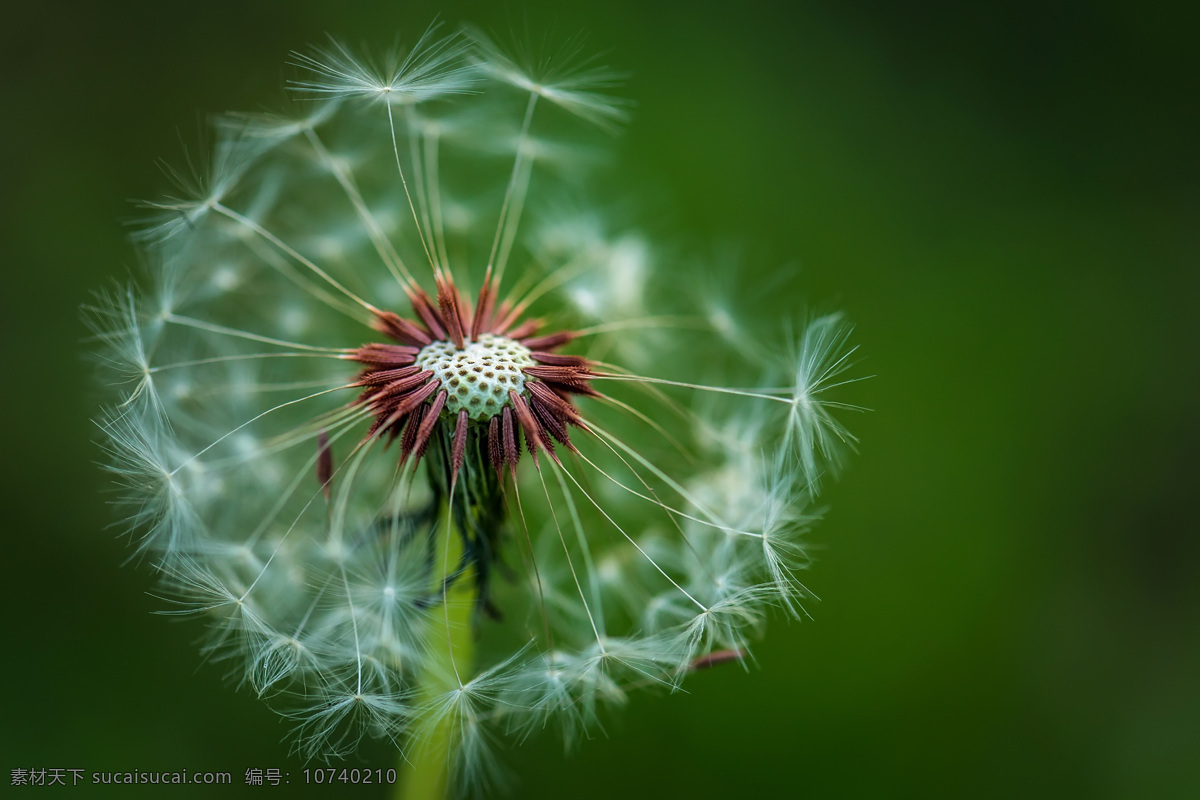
left=3, top=0, right=1197, bottom=797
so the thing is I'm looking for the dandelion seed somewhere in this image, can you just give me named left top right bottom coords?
left=91, top=24, right=862, bottom=793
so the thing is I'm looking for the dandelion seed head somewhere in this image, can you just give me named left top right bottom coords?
left=90, top=22, right=863, bottom=787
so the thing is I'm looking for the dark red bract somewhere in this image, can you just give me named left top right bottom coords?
left=349, top=273, right=598, bottom=484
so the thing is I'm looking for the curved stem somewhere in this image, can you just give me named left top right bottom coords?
left=397, top=502, right=476, bottom=800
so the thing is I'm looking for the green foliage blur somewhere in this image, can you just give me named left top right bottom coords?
left=2, top=0, right=1196, bottom=797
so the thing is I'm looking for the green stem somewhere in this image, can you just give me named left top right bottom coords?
left=396, top=503, right=476, bottom=800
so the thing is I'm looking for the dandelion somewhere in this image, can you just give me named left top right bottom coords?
left=90, top=24, right=862, bottom=796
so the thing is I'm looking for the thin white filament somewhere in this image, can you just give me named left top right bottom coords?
left=211, top=203, right=382, bottom=315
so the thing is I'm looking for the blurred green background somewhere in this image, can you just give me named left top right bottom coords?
left=3, top=0, right=1197, bottom=797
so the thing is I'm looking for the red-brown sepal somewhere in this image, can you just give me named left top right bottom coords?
left=371, top=310, right=432, bottom=347
left=510, top=389, right=557, bottom=464
left=406, top=287, right=448, bottom=341
left=521, top=331, right=577, bottom=351
left=351, top=343, right=419, bottom=368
